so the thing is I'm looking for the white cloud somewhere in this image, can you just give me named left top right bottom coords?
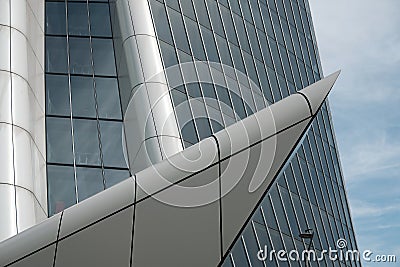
left=309, top=0, right=400, bottom=260
left=350, top=200, right=400, bottom=219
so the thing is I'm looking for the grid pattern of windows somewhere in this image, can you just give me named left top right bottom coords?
left=149, top=0, right=359, bottom=266
left=45, top=0, right=130, bottom=216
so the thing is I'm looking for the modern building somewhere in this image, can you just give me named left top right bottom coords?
left=0, top=0, right=359, bottom=266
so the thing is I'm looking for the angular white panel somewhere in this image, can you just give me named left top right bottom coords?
left=0, top=123, right=14, bottom=185
left=135, top=137, right=218, bottom=203
left=0, top=25, right=11, bottom=72
left=0, top=71, right=12, bottom=124
left=298, top=71, right=340, bottom=115
left=270, top=93, right=311, bottom=131
left=220, top=119, right=311, bottom=253
left=55, top=207, right=134, bottom=267
left=10, top=244, right=55, bottom=267
left=59, top=177, right=135, bottom=239
left=133, top=164, right=220, bottom=266
left=0, top=211, right=61, bottom=266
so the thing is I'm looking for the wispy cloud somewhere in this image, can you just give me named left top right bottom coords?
left=309, top=0, right=400, bottom=263
left=350, top=200, right=400, bottom=219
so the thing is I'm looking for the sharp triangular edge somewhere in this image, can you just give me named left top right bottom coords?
left=0, top=73, right=339, bottom=267
left=218, top=72, right=340, bottom=263
left=220, top=118, right=312, bottom=256
left=298, top=70, right=341, bottom=115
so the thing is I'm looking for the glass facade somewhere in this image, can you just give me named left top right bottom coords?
left=45, top=0, right=130, bottom=216
left=148, top=0, right=359, bottom=266
left=43, top=0, right=358, bottom=266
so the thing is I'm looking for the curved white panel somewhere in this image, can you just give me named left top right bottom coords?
left=0, top=71, right=12, bottom=124
left=0, top=0, right=46, bottom=242
left=0, top=123, right=14, bottom=185
left=0, top=0, right=10, bottom=26
left=113, top=0, right=183, bottom=174
left=0, top=184, right=17, bottom=242
left=0, top=25, right=11, bottom=72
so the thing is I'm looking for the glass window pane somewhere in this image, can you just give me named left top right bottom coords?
left=46, top=74, right=70, bottom=116
left=76, top=167, right=103, bottom=201
left=96, top=77, right=122, bottom=119
left=69, top=37, right=92, bottom=75
left=215, top=35, right=233, bottom=67
left=73, top=119, right=101, bottom=166
left=89, top=3, right=112, bottom=37
left=181, top=120, right=198, bottom=146
left=149, top=0, right=173, bottom=44
left=104, top=169, right=130, bottom=188
left=233, top=14, right=250, bottom=53
left=195, top=118, right=212, bottom=140
left=99, top=121, right=128, bottom=168
left=185, top=17, right=206, bottom=60
left=206, top=0, right=225, bottom=37
left=165, top=0, right=180, bottom=11
left=46, top=2, right=66, bottom=35
left=245, top=22, right=262, bottom=62
left=270, top=186, right=291, bottom=235
left=180, top=0, right=196, bottom=20
left=200, top=26, right=219, bottom=63
left=239, top=0, right=252, bottom=22
left=47, top=117, right=73, bottom=164
left=160, top=40, right=178, bottom=68
left=231, top=238, right=249, bottom=266
left=186, top=83, right=202, bottom=98
left=46, top=36, right=68, bottom=73
left=220, top=6, right=238, bottom=46
left=71, top=76, right=96, bottom=118
left=92, top=38, right=116, bottom=76
left=261, top=196, right=278, bottom=230
left=47, top=165, right=76, bottom=216
left=168, top=8, right=191, bottom=54
left=280, top=188, right=300, bottom=237
left=68, top=2, right=89, bottom=36
left=230, top=44, right=245, bottom=74
left=193, top=0, right=211, bottom=29
left=231, top=92, right=246, bottom=120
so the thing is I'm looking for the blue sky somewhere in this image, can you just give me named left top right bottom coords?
left=309, top=0, right=400, bottom=265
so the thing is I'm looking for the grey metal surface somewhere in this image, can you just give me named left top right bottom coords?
left=0, top=0, right=46, bottom=242
left=55, top=207, right=134, bottom=267
left=58, top=177, right=136, bottom=239
left=0, top=212, right=61, bottom=266
left=132, top=165, right=220, bottom=267
left=0, top=73, right=339, bottom=266
left=298, top=71, right=341, bottom=115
